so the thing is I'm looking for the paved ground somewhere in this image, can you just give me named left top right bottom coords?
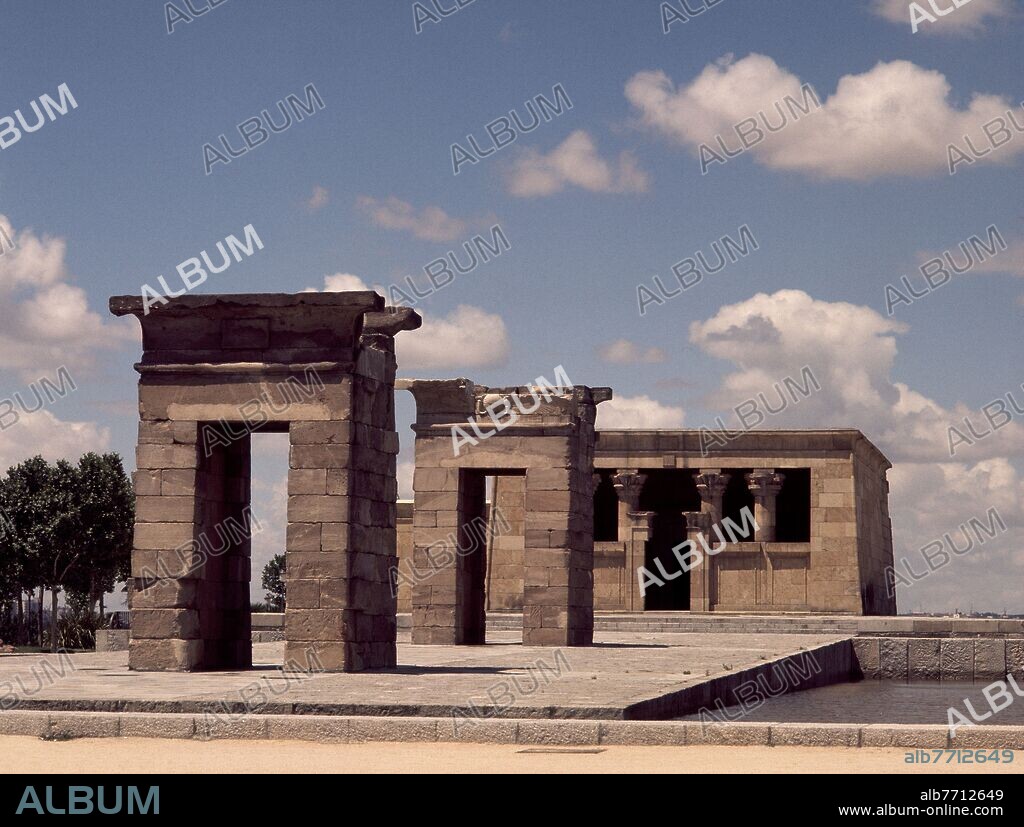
left=0, top=736, right=1019, bottom=774
left=0, top=632, right=845, bottom=719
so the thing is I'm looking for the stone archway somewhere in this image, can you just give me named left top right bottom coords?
left=111, top=293, right=420, bottom=672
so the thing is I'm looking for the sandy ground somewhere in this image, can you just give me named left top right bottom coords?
left=0, top=737, right=1021, bottom=774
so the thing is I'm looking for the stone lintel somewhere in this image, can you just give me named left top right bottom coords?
left=110, top=292, right=385, bottom=368
left=401, top=377, right=612, bottom=428
left=594, top=429, right=889, bottom=468
left=134, top=361, right=355, bottom=376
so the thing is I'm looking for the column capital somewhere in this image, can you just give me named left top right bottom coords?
left=682, top=510, right=712, bottom=534
left=746, top=470, right=785, bottom=499
left=627, top=510, right=656, bottom=531
left=694, top=470, right=730, bottom=501
left=612, top=471, right=647, bottom=512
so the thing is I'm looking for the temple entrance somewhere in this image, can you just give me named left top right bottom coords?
left=638, top=470, right=701, bottom=611
left=114, top=292, right=420, bottom=672
left=644, top=512, right=688, bottom=610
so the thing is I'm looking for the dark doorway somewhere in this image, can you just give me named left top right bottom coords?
left=776, top=468, right=811, bottom=542
left=644, top=512, right=689, bottom=610
left=197, top=422, right=254, bottom=669
left=637, top=470, right=701, bottom=611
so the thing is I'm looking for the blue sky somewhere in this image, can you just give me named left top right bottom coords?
left=1, top=0, right=1021, bottom=611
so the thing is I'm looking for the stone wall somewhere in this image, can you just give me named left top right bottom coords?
left=400, top=429, right=895, bottom=618
left=401, top=379, right=611, bottom=646
left=853, top=438, right=897, bottom=614
left=592, top=430, right=894, bottom=615
left=854, top=636, right=1024, bottom=681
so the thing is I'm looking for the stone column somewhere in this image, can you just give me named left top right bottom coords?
left=612, top=472, right=647, bottom=611
left=693, top=471, right=730, bottom=613
left=626, top=510, right=655, bottom=611
left=746, top=470, right=785, bottom=542
left=694, top=470, right=730, bottom=522
left=683, top=510, right=712, bottom=612
left=612, top=471, right=646, bottom=514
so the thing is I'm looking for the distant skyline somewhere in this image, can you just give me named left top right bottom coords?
left=0, top=0, right=1020, bottom=611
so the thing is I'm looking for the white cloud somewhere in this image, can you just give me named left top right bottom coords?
left=321, top=273, right=371, bottom=292
left=690, top=289, right=1024, bottom=611
left=0, top=215, right=67, bottom=290
left=598, top=338, right=667, bottom=364
left=506, top=130, right=649, bottom=197
left=625, top=54, right=1024, bottom=180
left=920, top=236, right=1024, bottom=277
left=397, top=459, right=414, bottom=500
left=688, top=289, right=1024, bottom=463
left=0, top=410, right=110, bottom=471
left=871, top=0, right=1013, bottom=35
left=888, top=459, right=1024, bottom=612
left=0, top=216, right=134, bottom=379
left=396, top=305, right=509, bottom=371
left=357, top=196, right=485, bottom=242
left=597, top=395, right=685, bottom=429
left=306, top=185, right=329, bottom=211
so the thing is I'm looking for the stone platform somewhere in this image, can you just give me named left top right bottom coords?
left=1, top=631, right=849, bottom=721
left=247, top=611, right=1024, bottom=638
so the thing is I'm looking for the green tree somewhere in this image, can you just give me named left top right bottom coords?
left=0, top=496, right=22, bottom=641
left=62, top=453, right=134, bottom=615
left=2, top=454, right=134, bottom=650
left=41, top=459, right=84, bottom=651
left=261, top=554, right=286, bottom=611
left=2, top=457, right=57, bottom=645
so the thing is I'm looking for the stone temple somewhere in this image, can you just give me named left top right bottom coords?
left=394, top=426, right=894, bottom=621
left=112, top=293, right=896, bottom=673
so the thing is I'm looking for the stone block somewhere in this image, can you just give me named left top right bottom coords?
left=284, top=609, right=346, bottom=640
left=286, top=522, right=321, bottom=552
left=861, top=725, right=947, bottom=748
left=879, top=638, right=908, bottom=680
left=47, top=713, right=121, bottom=740
left=136, top=443, right=199, bottom=470
left=290, top=444, right=351, bottom=469
left=128, top=638, right=204, bottom=671
left=133, top=522, right=195, bottom=550
left=0, top=711, right=49, bottom=737
left=908, top=638, right=941, bottom=681
left=161, top=469, right=198, bottom=496
left=438, top=718, right=519, bottom=744
left=974, top=639, right=1006, bottom=681
left=940, top=639, right=974, bottom=680
left=264, top=715, right=351, bottom=742
left=1006, top=640, right=1024, bottom=680
left=119, top=713, right=196, bottom=739
left=770, top=724, right=860, bottom=747
left=288, top=468, right=327, bottom=495
left=287, top=494, right=350, bottom=523
left=285, top=552, right=348, bottom=579
left=290, top=421, right=352, bottom=445
left=135, top=496, right=195, bottom=523
left=321, top=523, right=351, bottom=551
left=134, top=470, right=162, bottom=496
left=687, top=723, right=771, bottom=746
left=285, top=640, right=347, bottom=672
left=348, top=718, right=438, bottom=743
left=131, top=608, right=200, bottom=639
left=516, top=720, right=601, bottom=746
